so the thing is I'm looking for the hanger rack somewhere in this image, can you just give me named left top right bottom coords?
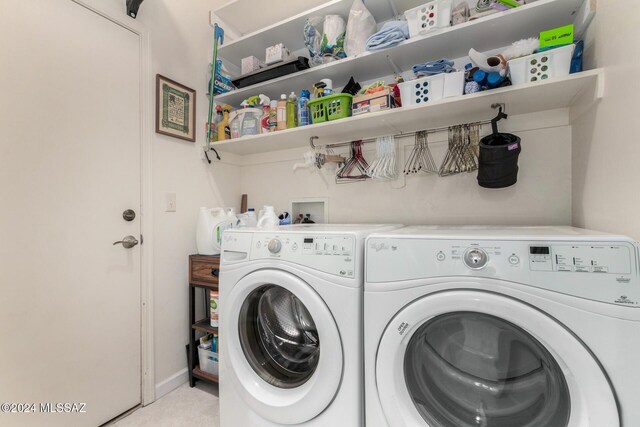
left=309, top=103, right=507, bottom=150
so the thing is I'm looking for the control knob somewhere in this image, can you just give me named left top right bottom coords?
left=464, top=248, right=488, bottom=269
left=267, top=239, right=282, bottom=254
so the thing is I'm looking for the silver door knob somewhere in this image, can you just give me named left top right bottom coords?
left=113, top=235, right=139, bottom=249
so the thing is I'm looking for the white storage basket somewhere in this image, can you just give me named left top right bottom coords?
left=508, top=44, right=575, bottom=86
left=398, top=71, right=464, bottom=107
left=405, top=0, right=452, bottom=38
left=198, top=344, right=219, bottom=376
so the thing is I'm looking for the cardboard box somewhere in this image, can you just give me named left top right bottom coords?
left=352, top=89, right=397, bottom=116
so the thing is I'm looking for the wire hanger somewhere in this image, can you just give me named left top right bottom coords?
left=336, top=141, right=370, bottom=183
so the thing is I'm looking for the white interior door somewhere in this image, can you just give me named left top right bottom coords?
left=0, top=1, right=142, bottom=425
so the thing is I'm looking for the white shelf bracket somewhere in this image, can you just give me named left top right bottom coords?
left=595, top=68, right=605, bottom=100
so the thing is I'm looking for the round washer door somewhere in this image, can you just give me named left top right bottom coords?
left=376, top=289, right=619, bottom=427
left=226, top=269, right=343, bottom=425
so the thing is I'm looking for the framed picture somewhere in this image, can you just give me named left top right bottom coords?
left=156, top=74, right=196, bottom=142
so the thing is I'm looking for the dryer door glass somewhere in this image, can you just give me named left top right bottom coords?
left=239, top=285, right=320, bottom=389
left=404, top=312, right=571, bottom=427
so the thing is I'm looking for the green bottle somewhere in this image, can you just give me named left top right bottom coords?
left=286, top=91, right=297, bottom=129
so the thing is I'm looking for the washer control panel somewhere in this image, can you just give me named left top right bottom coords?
left=251, top=234, right=356, bottom=278
left=528, top=244, right=631, bottom=274
left=367, top=237, right=640, bottom=306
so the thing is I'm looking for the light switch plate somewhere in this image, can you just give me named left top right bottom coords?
left=165, top=193, right=176, bottom=212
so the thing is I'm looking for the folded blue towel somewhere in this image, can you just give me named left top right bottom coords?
left=413, top=58, right=455, bottom=77
left=366, top=21, right=409, bottom=51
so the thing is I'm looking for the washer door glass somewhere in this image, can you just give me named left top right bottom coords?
left=239, top=285, right=320, bottom=389
left=404, top=312, right=571, bottom=427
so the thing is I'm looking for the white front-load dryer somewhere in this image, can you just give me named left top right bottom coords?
left=219, top=224, right=399, bottom=427
left=364, top=226, right=640, bottom=427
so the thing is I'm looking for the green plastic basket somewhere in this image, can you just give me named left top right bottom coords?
left=308, top=93, right=353, bottom=124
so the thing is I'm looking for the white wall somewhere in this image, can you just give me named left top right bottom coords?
left=240, top=110, right=573, bottom=226
left=571, top=0, right=640, bottom=239
left=130, top=1, right=242, bottom=397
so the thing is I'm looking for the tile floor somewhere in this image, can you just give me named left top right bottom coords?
left=111, top=382, right=219, bottom=427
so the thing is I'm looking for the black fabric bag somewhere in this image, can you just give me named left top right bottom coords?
left=477, top=133, right=521, bottom=188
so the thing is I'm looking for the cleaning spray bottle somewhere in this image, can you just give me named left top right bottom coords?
left=217, top=104, right=232, bottom=141
left=286, top=91, right=297, bottom=129
left=259, top=94, right=271, bottom=134
left=298, top=90, right=310, bottom=126
left=276, top=94, right=287, bottom=131
left=212, top=105, right=224, bottom=142
left=269, top=100, right=278, bottom=132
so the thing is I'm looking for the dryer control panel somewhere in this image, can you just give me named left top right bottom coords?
left=250, top=234, right=357, bottom=278
left=366, top=237, right=640, bottom=306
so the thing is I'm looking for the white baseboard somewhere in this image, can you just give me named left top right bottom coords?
left=154, top=368, right=189, bottom=401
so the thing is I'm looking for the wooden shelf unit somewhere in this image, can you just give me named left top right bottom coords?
left=188, top=254, right=220, bottom=387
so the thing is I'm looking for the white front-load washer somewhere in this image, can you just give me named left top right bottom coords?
left=364, top=226, right=640, bottom=427
left=219, top=224, right=399, bottom=427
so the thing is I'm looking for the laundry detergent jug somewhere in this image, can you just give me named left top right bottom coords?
left=196, top=207, right=235, bottom=255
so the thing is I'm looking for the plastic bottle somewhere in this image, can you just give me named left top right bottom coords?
left=298, top=90, right=310, bottom=126
left=276, top=94, right=287, bottom=131
left=239, top=100, right=261, bottom=136
left=286, top=92, right=297, bottom=129
left=256, top=206, right=280, bottom=229
left=211, top=106, right=223, bottom=142
left=259, top=95, right=271, bottom=134
left=217, top=105, right=232, bottom=141
left=246, top=208, right=258, bottom=227
left=269, top=100, right=278, bottom=132
left=196, top=207, right=234, bottom=255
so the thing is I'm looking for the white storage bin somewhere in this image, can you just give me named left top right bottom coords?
left=398, top=71, right=464, bottom=107
left=508, top=44, right=575, bottom=86
left=405, top=0, right=452, bottom=38
left=198, top=344, right=219, bottom=376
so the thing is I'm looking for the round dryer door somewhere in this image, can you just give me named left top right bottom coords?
left=225, top=269, right=343, bottom=425
left=376, top=289, right=619, bottom=427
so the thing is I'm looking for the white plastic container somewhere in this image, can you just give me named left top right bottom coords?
left=257, top=205, right=280, bottom=229
left=196, top=207, right=235, bottom=255
left=198, top=343, right=219, bottom=376
left=398, top=71, right=464, bottom=107
left=508, top=44, right=575, bottom=86
left=230, top=108, right=262, bottom=138
left=405, top=0, right=452, bottom=38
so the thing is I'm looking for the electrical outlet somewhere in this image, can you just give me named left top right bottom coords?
left=165, top=193, right=177, bottom=212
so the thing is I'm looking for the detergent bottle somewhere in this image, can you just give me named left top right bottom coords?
left=298, top=90, right=310, bottom=126
left=256, top=206, right=280, bottom=229
left=259, top=94, right=271, bottom=134
left=269, top=100, right=278, bottom=132
left=217, top=104, right=232, bottom=141
left=276, top=95, right=287, bottom=131
left=196, top=207, right=235, bottom=255
left=286, top=91, right=297, bottom=129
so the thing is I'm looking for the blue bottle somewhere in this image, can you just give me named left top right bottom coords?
left=298, top=90, right=310, bottom=126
